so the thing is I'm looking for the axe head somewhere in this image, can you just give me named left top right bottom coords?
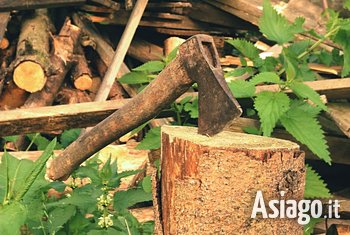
left=179, top=35, right=242, bottom=136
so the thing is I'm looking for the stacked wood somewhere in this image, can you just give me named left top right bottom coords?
left=23, top=18, right=81, bottom=108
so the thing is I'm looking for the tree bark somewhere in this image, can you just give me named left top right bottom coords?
left=13, top=9, right=52, bottom=93
left=160, top=125, right=305, bottom=235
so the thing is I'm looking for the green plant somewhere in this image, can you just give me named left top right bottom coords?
left=0, top=142, right=153, bottom=234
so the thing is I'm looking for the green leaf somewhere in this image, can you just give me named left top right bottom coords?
left=184, top=98, right=199, bottom=119
left=109, top=170, right=141, bottom=188
left=287, top=40, right=311, bottom=57
left=48, top=205, right=76, bottom=233
left=280, top=103, right=331, bottom=163
left=304, top=165, right=331, bottom=198
left=226, top=38, right=260, bottom=60
left=87, top=228, right=120, bottom=235
left=304, top=217, right=323, bottom=235
left=254, top=91, right=290, bottom=136
left=142, top=176, right=152, bottom=193
left=119, top=72, right=150, bottom=85
left=60, top=129, right=81, bottom=148
left=164, top=47, right=178, bottom=65
left=225, top=68, right=249, bottom=78
left=228, top=80, right=256, bottom=98
left=15, top=139, right=56, bottom=201
left=332, top=29, right=350, bottom=77
left=243, top=127, right=261, bottom=135
left=100, top=157, right=112, bottom=181
left=75, top=165, right=101, bottom=185
left=114, top=188, right=152, bottom=211
left=299, top=64, right=316, bottom=81
left=283, top=53, right=298, bottom=81
left=133, top=61, right=165, bottom=73
left=136, top=127, right=161, bottom=150
left=249, top=72, right=281, bottom=85
left=0, top=202, right=27, bottom=235
left=257, top=56, right=279, bottom=72
left=345, top=0, right=350, bottom=10
left=3, top=135, right=19, bottom=142
left=48, top=185, right=102, bottom=213
left=259, top=0, right=305, bottom=44
left=288, top=81, right=327, bottom=111
left=0, top=152, right=9, bottom=203
left=68, top=211, right=91, bottom=234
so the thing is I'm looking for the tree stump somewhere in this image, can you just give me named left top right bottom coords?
left=160, top=126, right=305, bottom=235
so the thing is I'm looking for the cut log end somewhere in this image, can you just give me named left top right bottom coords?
left=73, top=74, right=93, bottom=90
left=13, top=61, right=46, bottom=93
left=0, top=38, right=9, bottom=50
left=161, top=125, right=299, bottom=151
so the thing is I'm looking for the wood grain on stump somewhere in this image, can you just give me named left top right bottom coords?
left=160, top=125, right=305, bottom=235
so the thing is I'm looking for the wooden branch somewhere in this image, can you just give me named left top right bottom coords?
left=89, top=0, right=120, bottom=10
left=0, top=0, right=85, bottom=11
left=0, top=99, right=130, bottom=136
left=256, top=78, right=350, bottom=99
left=227, top=117, right=350, bottom=165
left=0, top=12, right=11, bottom=42
left=128, top=38, right=163, bottom=62
left=95, top=0, right=148, bottom=102
left=160, top=125, right=304, bottom=234
left=72, top=45, right=93, bottom=91
left=328, top=103, right=350, bottom=138
left=13, top=9, right=52, bottom=93
left=23, top=19, right=81, bottom=108
left=87, top=11, right=235, bottom=36
left=55, top=87, right=92, bottom=104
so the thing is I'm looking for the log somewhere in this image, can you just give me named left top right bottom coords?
left=55, top=87, right=92, bottom=104
left=128, top=38, right=163, bottom=62
left=13, top=9, right=52, bottom=93
left=256, top=78, right=350, bottom=99
left=164, top=37, right=184, bottom=56
left=0, top=12, right=10, bottom=42
left=0, top=0, right=85, bottom=11
left=0, top=99, right=129, bottom=136
left=72, top=45, right=93, bottom=91
left=160, top=125, right=305, bottom=234
left=0, top=81, right=29, bottom=110
left=328, top=103, right=350, bottom=138
left=23, top=18, right=81, bottom=108
left=227, top=117, right=350, bottom=165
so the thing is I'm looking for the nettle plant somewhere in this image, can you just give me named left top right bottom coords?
left=0, top=140, right=153, bottom=235
left=227, top=0, right=350, bottom=167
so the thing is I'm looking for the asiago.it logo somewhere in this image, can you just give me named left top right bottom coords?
left=251, top=190, right=340, bottom=225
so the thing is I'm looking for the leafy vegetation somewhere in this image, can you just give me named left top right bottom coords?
left=0, top=141, right=153, bottom=234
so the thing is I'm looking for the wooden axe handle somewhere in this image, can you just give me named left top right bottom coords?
left=47, top=35, right=210, bottom=180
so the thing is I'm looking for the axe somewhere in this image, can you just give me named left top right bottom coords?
left=47, top=34, right=242, bottom=180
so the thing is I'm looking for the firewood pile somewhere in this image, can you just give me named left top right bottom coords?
left=0, top=0, right=350, bottom=233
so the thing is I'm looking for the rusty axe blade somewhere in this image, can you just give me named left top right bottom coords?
left=47, top=34, right=242, bottom=180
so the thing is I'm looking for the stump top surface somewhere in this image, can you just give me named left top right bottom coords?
left=162, top=125, right=299, bottom=150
